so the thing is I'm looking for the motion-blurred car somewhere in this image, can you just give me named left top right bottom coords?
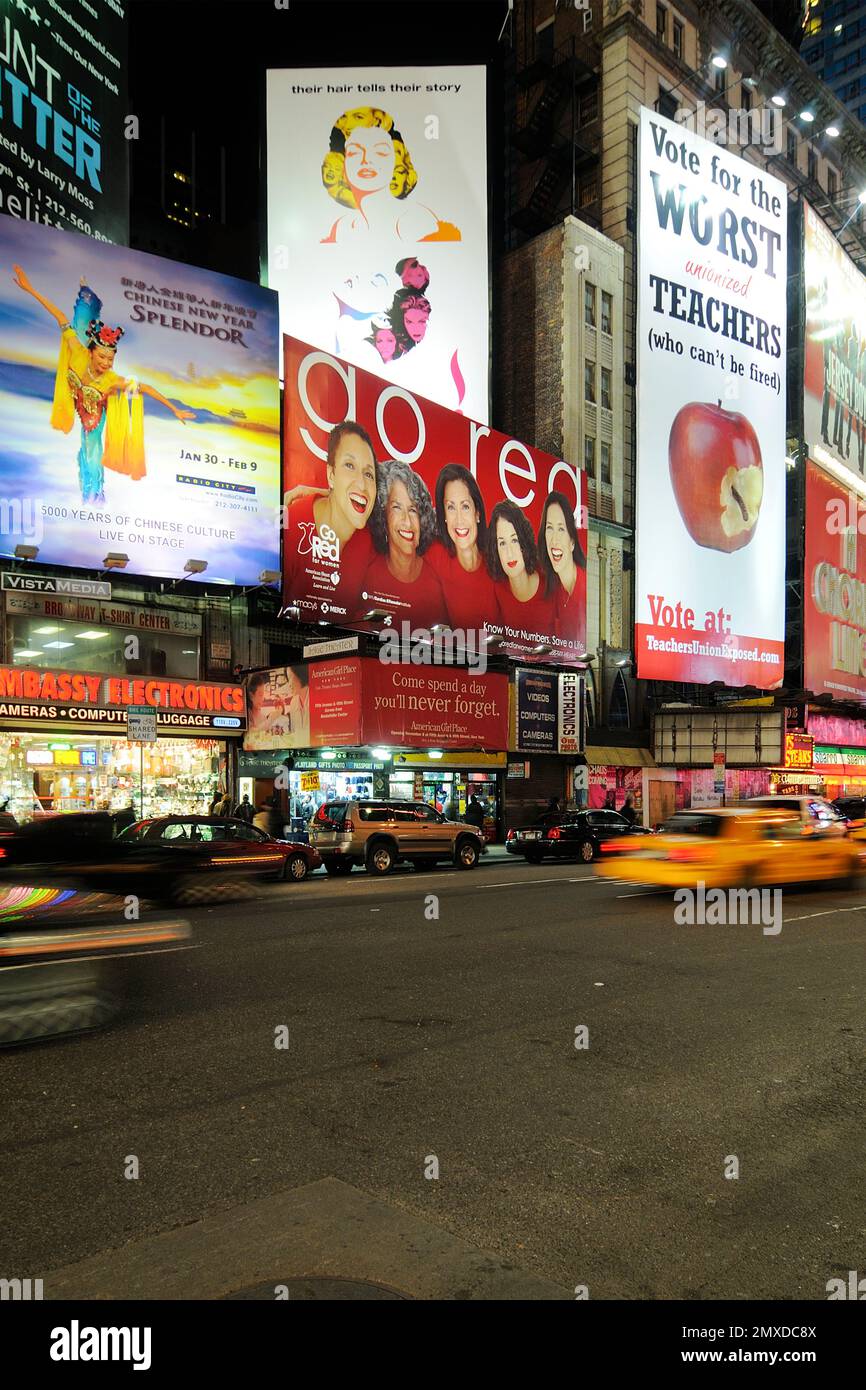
left=745, top=795, right=846, bottom=834
left=0, top=883, right=190, bottom=1046
left=506, top=808, right=653, bottom=864
left=594, top=807, right=863, bottom=889
left=0, top=811, right=319, bottom=900
left=118, top=816, right=320, bottom=882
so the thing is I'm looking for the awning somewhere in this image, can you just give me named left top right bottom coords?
left=586, top=745, right=656, bottom=768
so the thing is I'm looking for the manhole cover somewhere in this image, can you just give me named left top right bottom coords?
left=224, top=1277, right=410, bottom=1300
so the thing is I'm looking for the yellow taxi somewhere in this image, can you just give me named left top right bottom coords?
left=594, top=807, right=864, bottom=890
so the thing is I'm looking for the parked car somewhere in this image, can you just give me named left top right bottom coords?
left=506, top=809, right=653, bottom=864
left=118, top=815, right=320, bottom=882
left=832, top=796, right=866, bottom=826
left=308, top=799, right=483, bottom=875
left=0, top=811, right=320, bottom=899
left=595, top=807, right=863, bottom=890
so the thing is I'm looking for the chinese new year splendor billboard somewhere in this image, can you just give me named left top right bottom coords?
left=244, top=658, right=508, bottom=751
left=265, top=66, right=489, bottom=421
left=0, top=213, right=280, bottom=583
left=803, top=201, right=866, bottom=482
left=635, top=108, right=786, bottom=688
left=282, top=337, right=588, bottom=666
left=804, top=461, right=866, bottom=700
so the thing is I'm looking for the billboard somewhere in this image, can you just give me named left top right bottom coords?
left=265, top=66, right=489, bottom=421
left=0, top=665, right=245, bottom=732
left=282, top=336, right=588, bottom=666
left=0, top=213, right=280, bottom=582
left=804, top=460, right=866, bottom=700
left=244, top=658, right=508, bottom=752
left=635, top=108, right=786, bottom=688
left=804, top=201, right=866, bottom=481
left=0, top=0, right=129, bottom=244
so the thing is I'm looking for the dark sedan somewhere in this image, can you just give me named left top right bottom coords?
left=506, top=809, right=653, bottom=864
left=118, top=816, right=321, bottom=882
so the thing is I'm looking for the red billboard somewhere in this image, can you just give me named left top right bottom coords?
left=804, top=461, right=866, bottom=700
left=361, top=662, right=507, bottom=750
left=245, top=658, right=507, bottom=752
left=282, top=337, right=587, bottom=665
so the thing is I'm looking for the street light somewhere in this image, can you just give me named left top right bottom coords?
left=14, top=544, right=39, bottom=561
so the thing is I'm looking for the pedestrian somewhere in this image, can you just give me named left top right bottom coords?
left=253, top=795, right=283, bottom=839
left=464, top=794, right=484, bottom=829
left=209, top=785, right=222, bottom=815
left=215, top=791, right=233, bottom=818
left=234, top=794, right=254, bottom=823
left=546, top=796, right=562, bottom=814
left=621, top=794, right=637, bottom=826
left=604, top=790, right=616, bottom=810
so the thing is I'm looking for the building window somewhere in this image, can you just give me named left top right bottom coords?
left=601, top=367, right=612, bottom=412
left=657, top=84, right=679, bottom=120
left=741, top=85, right=752, bottom=112
left=714, top=64, right=726, bottom=96
left=828, top=166, right=838, bottom=200
left=600, top=441, right=612, bottom=485
left=584, top=436, right=596, bottom=477
left=786, top=128, right=798, bottom=166
left=579, top=171, right=599, bottom=207
left=808, top=146, right=818, bottom=182
left=585, top=362, right=596, bottom=404
left=579, top=89, right=598, bottom=125
left=673, top=19, right=683, bottom=59
left=585, top=283, right=596, bottom=327
left=601, top=291, right=612, bottom=336
left=656, top=3, right=668, bottom=43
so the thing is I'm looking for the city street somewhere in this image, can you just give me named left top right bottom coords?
left=2, top=857, right=866, bottom=1300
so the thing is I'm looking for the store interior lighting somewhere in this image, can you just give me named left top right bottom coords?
left=33, top=626, right=62, bottom=635
left=77, top=630, right=110, bottom=640
left=371, top=748, right=391, bottom=760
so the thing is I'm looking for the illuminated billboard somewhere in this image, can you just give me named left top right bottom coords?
left=804, top=460, right=866, bottom=701
left=282, top=336, right=587, bottom=667
left=0, top=213, right=280, bottom=583
left=0, top=0, right=129, bottom=244
left=635, top=108, right=786, bottom=688
left=803, top=200, right=866, bottom=483
left=265, top=66, right=489, bottom=421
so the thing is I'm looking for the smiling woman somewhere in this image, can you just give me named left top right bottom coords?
left=360, top=459, right=444, bottom=627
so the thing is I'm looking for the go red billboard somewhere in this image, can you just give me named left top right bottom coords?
left=804, top=461, right=866, bottom=700
left=282, top=337, right=588, bottom=666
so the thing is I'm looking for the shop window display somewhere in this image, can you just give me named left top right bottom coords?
left=0, top=734, right=220, bottom=821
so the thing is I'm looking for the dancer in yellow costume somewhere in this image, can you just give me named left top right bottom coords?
left=13, top=265, right=195, bottom=503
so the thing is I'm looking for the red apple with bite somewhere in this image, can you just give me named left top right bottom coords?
left=668, top=401, right=764, bottom=552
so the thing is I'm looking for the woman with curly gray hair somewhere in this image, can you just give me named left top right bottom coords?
left=361, top=459, right=445, bottom=628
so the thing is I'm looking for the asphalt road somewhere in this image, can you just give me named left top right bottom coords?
left=2, top=855, right=866, bottom=1299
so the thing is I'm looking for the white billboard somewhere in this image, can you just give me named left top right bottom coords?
left=635, top=108, right=787, bottom=689
left=265, top=66, right=489, bottom=422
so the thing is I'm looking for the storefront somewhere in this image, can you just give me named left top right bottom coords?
left=0, top=665, right=245, bottom=819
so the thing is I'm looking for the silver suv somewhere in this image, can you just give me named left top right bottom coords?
left=309, top=799, right=484, bottom=875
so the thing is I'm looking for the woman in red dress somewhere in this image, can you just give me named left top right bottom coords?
left=360, top=459, right=444, bottom=628
left=427, top=464, right=498, bottom=633
left=486, top=500, right=557, bottom=635
left=538, top=491, right=588, bottom=657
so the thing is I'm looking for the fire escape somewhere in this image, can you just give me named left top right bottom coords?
left=509, top=34, right=601, bottom=240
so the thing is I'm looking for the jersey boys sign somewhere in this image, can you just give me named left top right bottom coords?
left=282, top=336, right=588, bottom=667
left=635, top=108, right=786, bottom=688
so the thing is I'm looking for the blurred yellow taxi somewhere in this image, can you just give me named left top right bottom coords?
left=594, top=808, right=863, bottom=890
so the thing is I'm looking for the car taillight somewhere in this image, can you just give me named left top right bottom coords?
left=668, top=845, right=702, bottom=863
left=0, top=847, right=6, bottom=858
left=546, top=826, right=561, bottom=839
left=343, top=819, right=354, bottom=832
